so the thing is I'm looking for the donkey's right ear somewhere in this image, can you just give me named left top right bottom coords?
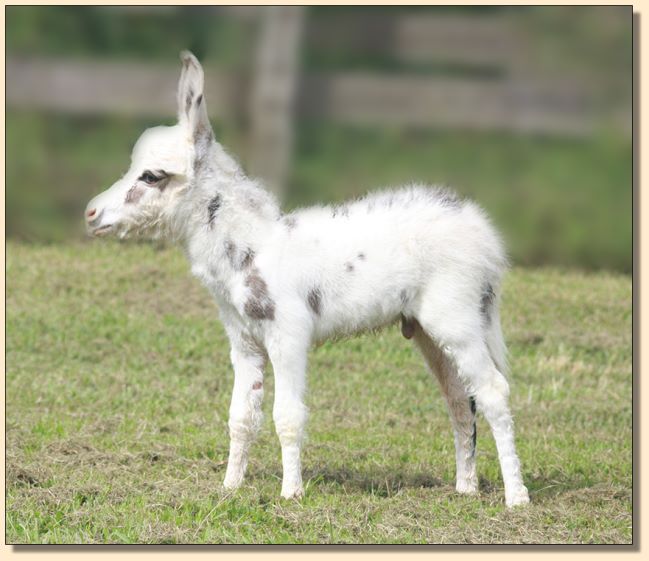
left=177, top=51, right=212, bottom=145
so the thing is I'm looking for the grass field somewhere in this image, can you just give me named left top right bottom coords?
left=6, top=241, right=632, bottom=544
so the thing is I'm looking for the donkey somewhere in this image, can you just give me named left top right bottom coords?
left=85, top=51, right=529, bottom=507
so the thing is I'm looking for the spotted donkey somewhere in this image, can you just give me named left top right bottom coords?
left=85, top=52, right=529, bottom=507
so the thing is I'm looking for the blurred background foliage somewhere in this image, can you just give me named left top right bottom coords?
left=6, top=6, right=632, bottom=272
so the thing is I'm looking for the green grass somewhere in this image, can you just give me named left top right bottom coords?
left=6, top=241, right=632, bottom=544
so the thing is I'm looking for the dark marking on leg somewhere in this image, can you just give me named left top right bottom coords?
left=400, top=315, right=416, bottom=339
left=196, top=94, right=203, bottom=106
left=469, top=396, right=477, bottom=458
left=480, top=282, right=495, bottom=325
left=244, top=269, right=275, bottom=320
left=307, top=288, right=322, bottom=316
left=252, top=381, right=263, bottom=391
left=207, top=195, right=221, bottom=226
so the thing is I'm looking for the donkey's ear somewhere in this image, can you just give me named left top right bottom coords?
left=177, top=51, right=213, bottom=147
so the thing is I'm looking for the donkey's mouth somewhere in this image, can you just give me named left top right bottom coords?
left=90, top=224, right=114, bottom=237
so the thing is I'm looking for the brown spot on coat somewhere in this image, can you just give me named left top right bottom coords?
left=307, top=288, right=322, bottom=315
left=400, top=315, right=416, bottom=339
left=244, top=269, right=275, bottom=320
left=125, top=185, right=144, bottom=204
left=252, top=381, right=263, bottom=390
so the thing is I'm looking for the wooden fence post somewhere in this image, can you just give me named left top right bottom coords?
left=247, top=6, right=305, bottom=197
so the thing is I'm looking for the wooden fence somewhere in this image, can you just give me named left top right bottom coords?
left=6, top=8, right=631, bottom=192
left=6, top=57, right=624, bottom=136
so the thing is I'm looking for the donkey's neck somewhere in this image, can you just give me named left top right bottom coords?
left=172, top=144, right=281, bottom=293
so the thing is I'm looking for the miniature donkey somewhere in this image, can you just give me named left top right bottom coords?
left=85, top=52, right=529, bottom=507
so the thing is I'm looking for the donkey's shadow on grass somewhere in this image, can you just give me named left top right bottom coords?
left=294, top=466, right=593, bottom=501
left=303, top=466, right=446, bottom=497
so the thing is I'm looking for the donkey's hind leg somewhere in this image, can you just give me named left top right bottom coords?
left=410, top=322, right=478, bottom=495
left=445, top=337, right=529, bottom=507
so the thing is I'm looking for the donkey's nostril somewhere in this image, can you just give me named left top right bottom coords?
left=86, top=208, right=98, bottom=222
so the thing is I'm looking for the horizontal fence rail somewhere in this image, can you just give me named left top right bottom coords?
left=7, top=57, right=628, bottom=136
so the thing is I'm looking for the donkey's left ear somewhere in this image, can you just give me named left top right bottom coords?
left=177, top=51, right=213, bottom=147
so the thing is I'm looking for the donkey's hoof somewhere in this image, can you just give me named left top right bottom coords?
left=281, top=486, right=304, bottom=500
left=456, top=481, right=479, bottom=495
left=505, top=487, right=530, bottom=508
left=222, top=476, right=243, bottom=492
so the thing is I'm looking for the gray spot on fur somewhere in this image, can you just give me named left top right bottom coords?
left=332, top=204, right=350, bottom=218
left=244, top=269, right=275, bottom=320
left=192, top=127, right=213, bottom=174
left=242, top=249, right=255, bottom=269
left=185, top=88, right=194, bottom=116
left=224, top=240, right=236, bottom=265
left=442, top=194, right=461, bottom=208
left=344, top=252, right=365, bottom=272
left=480, top=282, right=495, bottom=324
left=207, top=195, right=221, bottom=226
left=283, top=216, right=297, bottom=230
left=225, top=240, right=255, bottom=271
left=399, top=289, right=409, bottom=306
left=307, top=288, right=322, bottom=315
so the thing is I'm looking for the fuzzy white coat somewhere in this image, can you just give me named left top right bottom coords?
left=86, top=52, right=529, bottom=507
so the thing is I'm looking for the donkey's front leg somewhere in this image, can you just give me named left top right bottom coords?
left=222, top=335, right=267, bottom=491
left=267, top=337, right=309, bottom=499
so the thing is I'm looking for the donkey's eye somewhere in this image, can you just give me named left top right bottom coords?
left=139, top=171, right=159, bottom=185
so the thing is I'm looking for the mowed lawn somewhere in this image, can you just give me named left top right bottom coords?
left=6, top=241, right=632, bottom=544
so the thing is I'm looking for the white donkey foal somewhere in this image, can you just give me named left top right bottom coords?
left=85, top=52, right=529, bottom=507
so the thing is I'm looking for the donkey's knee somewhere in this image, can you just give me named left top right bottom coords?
left=229, top=386, right=265, bottom=442
left=472, top=369, right=511, bottom=422
left=273, top=401, right=308, bottom=446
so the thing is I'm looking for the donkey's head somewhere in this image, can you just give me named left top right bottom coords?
left=85, top=51, right=215, bottom=239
